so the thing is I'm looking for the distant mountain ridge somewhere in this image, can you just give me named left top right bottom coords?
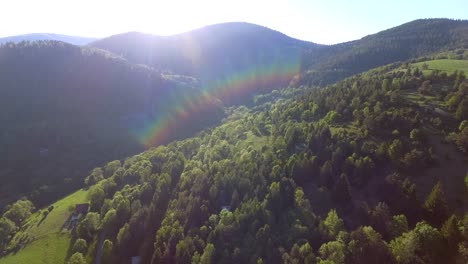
left=0, top=33, right=97, bottom=45
left=91, top=22, right=321, bottom=103
left=91, top=19, right=468, bottom=88
left=301, top=18, right=468, bottom=85
left=91, top=22, right=318, bottom=74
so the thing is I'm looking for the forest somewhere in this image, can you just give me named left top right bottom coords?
left=0, top=19, right=467, bottom=264
left=3, top=55, right=466, bottom=263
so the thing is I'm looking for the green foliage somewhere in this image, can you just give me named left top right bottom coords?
left=348, top=226, right=394, bottom=264
left=409, top=128, right=425, bottom=143
left=423, top=182, right=449, bottom=226
left=390, top=231, right=419, bottom=264
left=68, top=252, right=86, bottom=264
left=388, top=215, right=409, bottom=239
left=102, top=209, right=118, bottom=236
left=3, top=199, right=34, bottom=225
left=71, top=239, right=87, bottom=255
left=0, top=40, right=224, bottom=208
left=391, top=221, right=447, bottom=264
left=103, top=160, right=121, bottom=178
left=0, top=217, right=16, bottom=250
left=85, top=168, right=104, bottom=186
left=6, top=38, right=468, bottom=263
left=101, top=239, right=113, bottom=264
left=465, top=174, right=468, bottom=192
left=320, top=210, right=345, bottom=241
left=200, top=243, right=215, bottom=264
left=460, top=120, right=468, bottom=131
left=318, top=240, right=346, bottom=264
left=77, top=212, right=100, bottom=241
left=455, top=99, right=468, bottom=120
left=88, top=185, right=105, bottom=212
left=388, top=139, right=403, bottom=162
left=441, top=215, right=462, bottom=251
left=325, top=110, right=342, bottom=124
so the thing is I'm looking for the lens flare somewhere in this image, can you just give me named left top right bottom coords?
left=133, top=53, right=301, bottom=147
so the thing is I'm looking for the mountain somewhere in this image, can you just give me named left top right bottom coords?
left=1, top=18, right=468, bottom=264
left=91, top=22, right=321, bottom=104
left=0, top=40, right=223, bottom=208
left=92, top=19, right=468, bottom=90
left=300, top=18, right=468, bottom=85
left=0, top=33, right=97, bottom=45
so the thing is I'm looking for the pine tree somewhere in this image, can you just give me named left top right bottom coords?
left=441, top=215, right=462, bottom=252
left=333, top=173, right=351, bottom=205
left=424, top=182, right=449, bottom=226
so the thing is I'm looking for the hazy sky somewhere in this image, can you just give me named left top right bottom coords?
left=1, top=0, right=466, bottom=44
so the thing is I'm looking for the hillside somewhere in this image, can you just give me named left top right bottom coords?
left=2, top=56, right=466, bottom=264
left=91, top=22, right=321, bottom=104
left=0, top=41, right=223, bottom=209
left=1, top=19, right=468, bottom=264
left=0, top=17, right=466, bottom=222
left=0, top=33, right=97, bottom=45
left=301, top=19, right=468, bottom=85
left=92, top=19, right=468, bottom=91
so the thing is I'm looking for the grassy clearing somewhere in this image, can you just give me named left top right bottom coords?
left=413, top=59, right=468, bottom=74
left=236, top=131, right=270, bottom=151
left=0, top=233, right=71, bottom=264
left=0, top=189, right=88, bottom=264
left=24, top=189, right=88, bottom=240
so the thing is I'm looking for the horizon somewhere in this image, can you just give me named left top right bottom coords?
left=1, top=0, right=467, bottom=44
left=1, top=18, right=467, bottom=46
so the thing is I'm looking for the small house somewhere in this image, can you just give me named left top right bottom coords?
left=75, top=203, right=89, bottom=215
left=70, top=203, right=90, bottom=227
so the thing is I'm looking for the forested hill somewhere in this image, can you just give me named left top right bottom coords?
left=0, top=41, right=223, bottom=208
left=92, top=19, right=468, bottom=90
left=3, top=56, right=466, bottom=263
left=301, top=18, right=468, bottom=85
left=90, top=22, right=321, bottom=103
left=0, top=33, right=97, bottom=45
left=90, top=22, right=317, bottom=76
left=1, top=18, right=467, bottom=212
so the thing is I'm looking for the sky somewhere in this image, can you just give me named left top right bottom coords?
left=0, top=0, right=466, bottom=44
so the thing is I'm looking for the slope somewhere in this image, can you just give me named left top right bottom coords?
left=301, top=18, right=468, bottom=85
left=0, top=41, right=223, bottom=209
left=91, top=22, right=321, bottom=104
left=92, top=19, right=468, bottom=92
left=3, top=55, right=464, bottom=263
left=0, top=189, right=88, bottom=264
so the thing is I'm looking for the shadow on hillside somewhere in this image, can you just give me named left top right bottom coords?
left=36, top=213, right=48, bottom=227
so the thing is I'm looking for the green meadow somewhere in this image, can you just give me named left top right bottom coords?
left=0, top=189, right=88, bottom=264
left=413, top=59, right=468, bottom=74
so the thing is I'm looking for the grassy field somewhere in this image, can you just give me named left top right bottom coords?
left=25, top=189, right=88, bottom=240
left=413, top=59, right=468, bottom=74
left=0, top=233, right=71, bottom=264
left=0, top=189, right=88, bottom=264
